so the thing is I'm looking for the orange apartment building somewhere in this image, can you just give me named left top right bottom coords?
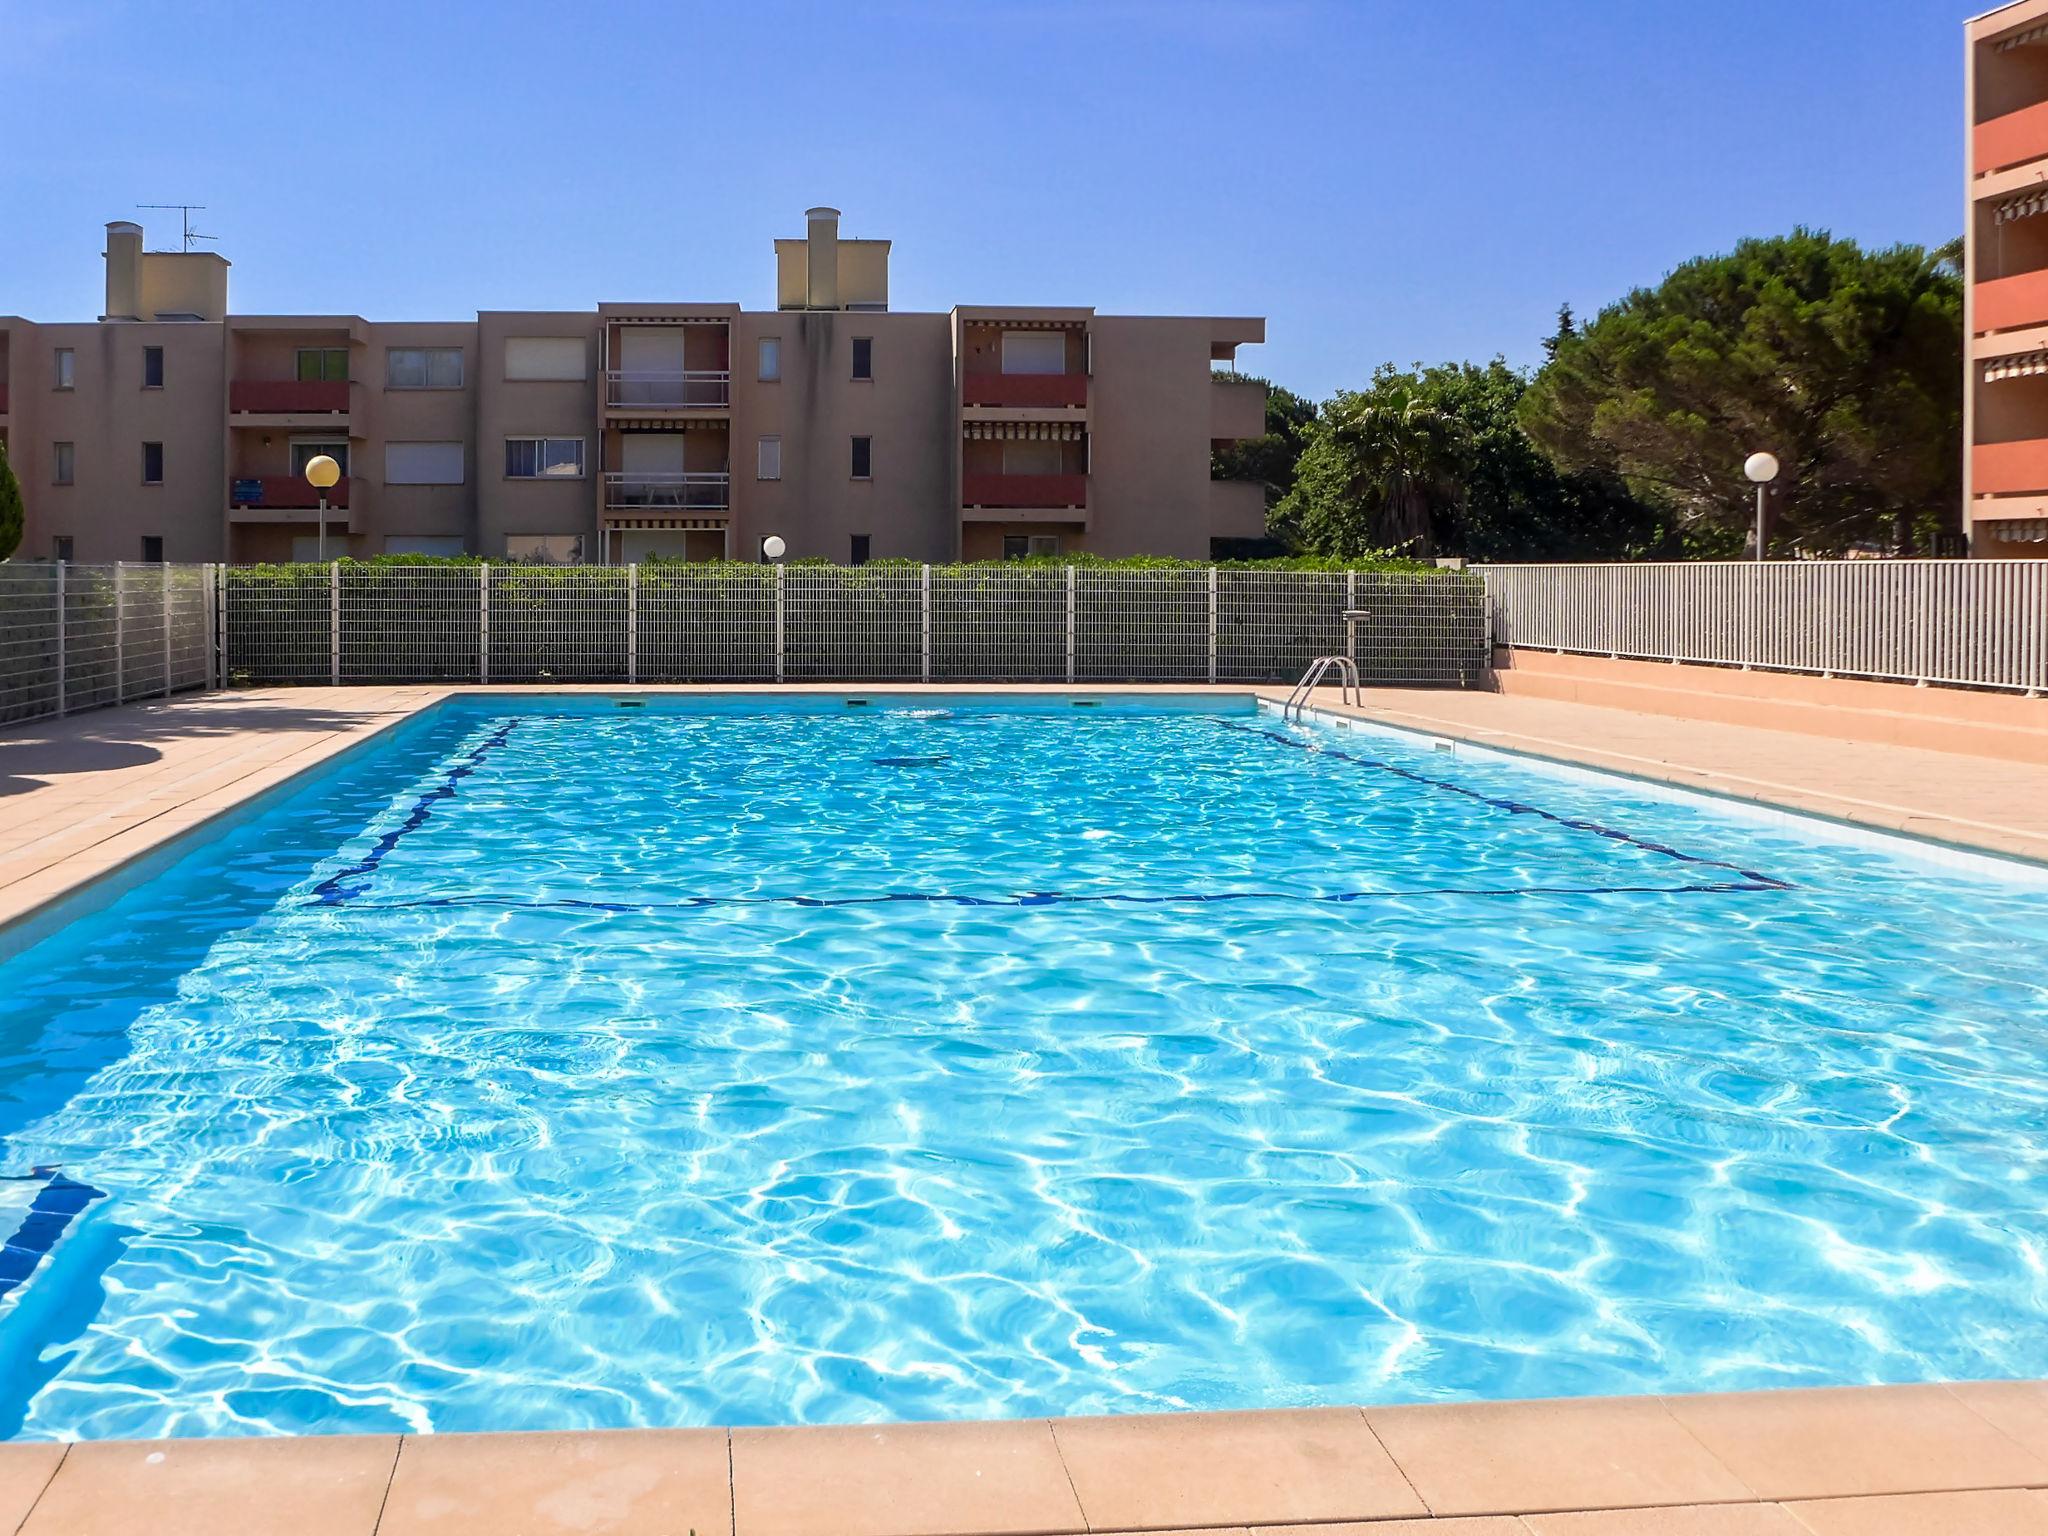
left=0, top=209, right=1269, bottom=565
left=1970, top=2, right=2048, bottom=555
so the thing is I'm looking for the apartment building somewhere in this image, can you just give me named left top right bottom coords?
left=1968, top=2, right=2048, bottom=556
left=0, top=210, right=1268, bottom=565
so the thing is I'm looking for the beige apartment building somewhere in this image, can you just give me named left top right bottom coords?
left=0, top=209, right=1269, bottom=565
left=1969, top=2, right=2048, bottom=556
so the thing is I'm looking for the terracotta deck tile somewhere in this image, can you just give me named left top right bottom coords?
left=1658, top=1385, right=2048, bottom=1502
left=0, top=1444, right=65, bottom=1534
left=1362, top=1395, right=1754, bottom=1517
left=375, top=1428, right=732, bottom=1536
left=1944, top=1379, right=2048, bottom=1462
left=1779, top=1488, right=2048, bottom=1535
left=1249, top=1519, right=1526, bottom=1534
left=18, top=1433, right=400, bottom=1536
left=1522, top=1504, right=1808, bottom=1533
left=729, top=1418, right=1083, bottom=1536
left=1050, top=1407, right=1427, bottom=1530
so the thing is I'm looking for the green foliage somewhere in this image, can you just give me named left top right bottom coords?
left=1520, top=229, right=1963, bottom=555
left=1210, top=372, right=1319, bottom=506
left=1271, top=371, right=1471, bottom=559
left=0, top=439, right=22, bottom=562
left=231, top=551, right=1438, bottom=576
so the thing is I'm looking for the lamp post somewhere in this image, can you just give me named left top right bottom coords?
left=762, top=534, right=787, bottom=564
left=303, top=454, right=342, bottom=561
left=1744, top=452, right=1779, bottom=563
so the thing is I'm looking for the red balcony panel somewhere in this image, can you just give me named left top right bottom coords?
left=229, top=475, right=351, bottom=510
left=1973, top=440, right=2048, bottom=497
left=1976, top=268, right=2048, bottom=334
left=962, top=472, right=1088, bottom=509
left=1976, top=100, right=2048, bottom=176
left=230, top=379, right=350, bottom=414
left=962, top=372, right=1088, bottom=409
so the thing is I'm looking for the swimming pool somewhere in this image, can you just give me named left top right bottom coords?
left=2, top=693, right=2046, bottom=1441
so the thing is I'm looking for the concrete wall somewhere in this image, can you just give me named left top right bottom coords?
left=476, top=311, right=602, bottom=558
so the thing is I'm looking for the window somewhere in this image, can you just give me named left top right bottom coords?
left=384, top=441, right=465, bottom=485
left=851, top=337, right=873, bottom=380
left=758, top=337, right=781, bottom=381
left=140, top=536, right=164, bottom=563
left=52, top=442, right=74, bottom=486
left=143, top=346, right=164, bottom=388
left=142, top=442, right=164, bottom=484
left=1001, top=331, right=1067, bottom=375
left=1004, top=441, right=1064, bottom=475
left=297, top=347, right=349, bottom=383
left=503, top=337, right=587, bottom=381
left=850, top=435, right=872, bottom=479
left=504, top=437, right=585, bottom=478
left=850, top=534, right=871, bottom=566
left=505, top=534, right=584, bottom=564
left=1003, top=534, right=1061, bottom=559
left=387, top=347, right=463, bottom=388
left=53, top=348, right=74, bottom=389
left=384, top=536, right=467, bottom=556
left=290, top=439, right=350, bottom=477
left=757, top=435, right=782, bottom=480
left=52, top=536, right=76, bottom=562
left=289, top=536, right=333, bottom=562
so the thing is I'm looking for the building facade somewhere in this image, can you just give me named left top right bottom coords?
left=1969, top=2, right=2048, bottom=556
left=0, top=210, right=1268, bottom=565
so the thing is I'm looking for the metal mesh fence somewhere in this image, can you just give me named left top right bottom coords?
left=930, top=566, right=1068, bottom=681
left=637, top=566, right=776, bottom=681
left=785, top=566, right=922, bottom=681
left=1077, top=570, right=1210, bottom=681
left=0, top=563, right=212, bottom=725
left=225, top=566, right=330, bottom=685
left=487, top=567, right=630, bottom=682
left=1478, top=561, right=2048, bottom=692
left=342, top=565, right=481, bottom=684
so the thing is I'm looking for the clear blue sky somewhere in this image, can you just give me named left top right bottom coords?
left=0, top=0, right=1980, bottom=400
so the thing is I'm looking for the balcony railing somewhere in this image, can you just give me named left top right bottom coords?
left=604, top=371, right=731, bottom=410
left=962, top=372, right=1088, bottom=409
left=229, top=380, right=350, bottom=414
left=602, top=471, right=731, bottom=512
left=1974, top=439, right=2048, bottom=497
left=962, top=472, right=1088, bottom=509
left=229, top=475, right=351, bottom=510
left=1975, top=267, right=2048, bottom=334
left=1976, top=100, right=2048, bottom=177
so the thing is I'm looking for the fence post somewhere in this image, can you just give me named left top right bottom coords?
left=1207, top=566, right=1219, bottom=684
left=55, top=562, right=67, bottom=717
left=162, top=562, right=173, bottom=697
left=1064, top=565, right=1077, bottom=685
left=921, top=563, right=932, bottom=683
left=329, top=561, right=342, bottom=687
left=627, top=563, right=639, bottom=685
left=201, top=563, right=215, bottom=691
left=478, top=563, right=490, bottom=684
left=217, top=564, right=230, bottom=690
left=774, top=563, right=786, bottom=683
left=1345, top=569, right=1357, bottom=669
left=115, top=563, right=126, bottom=703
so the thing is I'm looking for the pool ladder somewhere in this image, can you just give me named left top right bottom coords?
left=1282, top=654, right=1359, bottom=722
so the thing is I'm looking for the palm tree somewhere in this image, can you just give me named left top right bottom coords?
left=1278, top=381, right=1466, bottom=558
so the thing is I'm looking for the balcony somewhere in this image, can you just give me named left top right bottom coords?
left=230, top=380, right=350, bottom=415
left=1977, top=100, right=2048, bottom=177
left=962, top=372, right=1088, bottom=409
left=1976, top=268, right=2048, bottom=334
left=229, top=475, right=352, bottom=512
left=0, top=382, right=8, bottom=416
left=604, top=371, right=730, bottom=411
left=1974, top=439, right=2048, bottom=496
left=602, top=471, right=730, bottom=513
left=962, top=472, right=1088, bottom=511
left=1211, top=378, right=1266, bottom=440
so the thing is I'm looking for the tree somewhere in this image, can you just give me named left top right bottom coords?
left=1519, top=230, right=1963, bottom=555
left=0, top=440, right=22, bottom=562
left=1210, top=374, right=1317, bottom=506
left=1272, top=371, right=1466, bottom=558
left=1272, top=361, right=1674, bottom=562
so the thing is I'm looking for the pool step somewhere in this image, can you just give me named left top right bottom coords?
left=1494, top=650, right=2048, bottom=765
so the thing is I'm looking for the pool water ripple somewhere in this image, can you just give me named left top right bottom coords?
left=0, top=699, right=2045, bottom=1441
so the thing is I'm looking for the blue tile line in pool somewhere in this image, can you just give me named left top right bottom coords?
left=0, top=1171, right=106, bottom=1303
left=304, top=711, right=1793, bottom=913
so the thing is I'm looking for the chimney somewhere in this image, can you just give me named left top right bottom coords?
left=104, top=220, right=143, bottom=321
left=805, top=206, right=840, bottom=310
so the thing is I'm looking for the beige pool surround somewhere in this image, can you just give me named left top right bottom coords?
left=4, top=684, right=2048, bottom=1533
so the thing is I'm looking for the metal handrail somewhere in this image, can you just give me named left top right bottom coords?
left=603, top=369, right=731, bottom=409
left=601, top=470, right=730, bottom=511
left=1282, top=654, right=1359, bottom=721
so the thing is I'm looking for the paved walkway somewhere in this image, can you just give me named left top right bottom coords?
left=3, top=684, right=2047, bottom=1533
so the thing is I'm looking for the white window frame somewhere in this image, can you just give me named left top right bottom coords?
left=53, top=348, right=74, bottom=389
left=758, top=337, right=781, bottom=382
left=503, top=437, right=587, bottom=479
left=387, top=346, right=464, bottom=389
left=757, top=435, right=782, bottom=480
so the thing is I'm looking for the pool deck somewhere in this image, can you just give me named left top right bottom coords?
left=3, top=683, right=2048, bottom=1532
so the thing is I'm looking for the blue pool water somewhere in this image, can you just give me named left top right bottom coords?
left=2, top=694, right=2046, bottom=1441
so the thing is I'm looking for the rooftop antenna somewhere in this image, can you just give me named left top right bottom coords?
left=136, top=203, right=218, bottom=252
